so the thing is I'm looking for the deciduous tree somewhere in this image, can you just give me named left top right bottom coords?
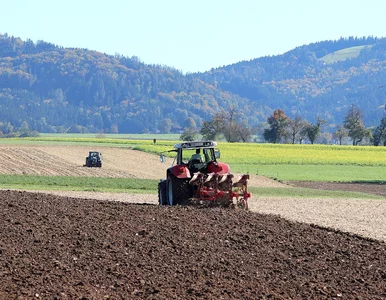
left=180, top=128, right=199, bottom=141
left=343, top=105, right=368, bottom=145
left=333, top=125, right=348, bottom=145
left=287, top=115, right=306, bottom=144
left=263, top=109, right=288, bottom=143
left=200, top=107, right=251, bottom=142
left=200, top=111, right=227, bottom=140
left=303, top=117, right=326, bottom=144
left=159, top=118, right=172, bottom=134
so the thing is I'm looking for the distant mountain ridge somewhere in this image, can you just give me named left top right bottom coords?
left=196, top=36, right=386, bottom=128
left=0, top=33, right=385, bottom=135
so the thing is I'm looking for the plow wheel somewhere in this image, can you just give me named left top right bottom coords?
left=236, top=198, right=249, bottom=210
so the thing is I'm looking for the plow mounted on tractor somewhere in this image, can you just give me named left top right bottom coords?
left=158, top=141, right=251, bottom=209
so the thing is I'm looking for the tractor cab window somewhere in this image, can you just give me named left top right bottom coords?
left=203, top=148, right=216, bottom=162
left=181, top=148, right=215, bottom=165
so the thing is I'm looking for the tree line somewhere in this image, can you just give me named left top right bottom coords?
left=186, top=104, right=386, bottom=146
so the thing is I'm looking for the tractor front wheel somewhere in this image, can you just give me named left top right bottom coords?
left=158, top=180, right=167, bottom=206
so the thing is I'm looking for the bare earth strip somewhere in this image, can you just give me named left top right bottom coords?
left=0, top=144, right=385, bottom=242
left=28, top=191, right=385, bottom=242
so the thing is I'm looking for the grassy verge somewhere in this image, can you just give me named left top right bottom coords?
left=230, top=164, right=386, bottom=182
left=0, top=175, right=158, bottom=194
left=0, top=174, right=382, bottom=199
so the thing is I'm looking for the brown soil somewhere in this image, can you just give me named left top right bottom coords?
left=0, top=145, right=385, bottom=299
left=0, top=190, right=385, bottom=299
left=0, top=144, right=172, bottom=179
left=288, top=180, right=386, bottom=198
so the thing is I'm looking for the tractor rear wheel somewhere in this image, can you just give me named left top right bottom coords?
left=166, top=175, right=192, bottom=206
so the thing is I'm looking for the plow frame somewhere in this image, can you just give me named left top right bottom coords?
left=189, top=172, right=251, bottom=209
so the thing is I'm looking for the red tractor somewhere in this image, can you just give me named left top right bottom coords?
left=158, top=140, right=250, bottom=209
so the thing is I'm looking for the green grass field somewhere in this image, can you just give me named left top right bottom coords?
left=231, top=164, right=386, bottom=182
left=0, top=174, right=156, bottom=193
left=319, top=45, right=372, bottom=64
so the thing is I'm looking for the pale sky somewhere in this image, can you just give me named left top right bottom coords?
left=1, top=0, right=385, bottom=73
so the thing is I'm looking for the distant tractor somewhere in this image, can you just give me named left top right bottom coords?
left=158, top=140, right=251, bottom=209
left=84, top=151, right=102, bottom=168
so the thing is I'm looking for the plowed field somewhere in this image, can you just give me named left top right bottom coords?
left=0, top=144, right=385, bottom=299
left=0, top=145, right=172, bottom=179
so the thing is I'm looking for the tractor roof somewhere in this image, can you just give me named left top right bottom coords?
left=173, top=140, right=217, bottom=150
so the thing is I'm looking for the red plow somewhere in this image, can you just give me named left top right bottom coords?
left=189, top=173, right=251, bottom=209
left=158, top=141, right=251, bottom=210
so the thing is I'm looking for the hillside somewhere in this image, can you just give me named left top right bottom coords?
left=0, top=33, right=262, bottom=135
left=1, top=34, right=386, bottom=135
left=196, top=36, right=386, bottom=128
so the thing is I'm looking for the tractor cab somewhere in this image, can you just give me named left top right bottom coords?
left=172, top=140, right=227, bottom=175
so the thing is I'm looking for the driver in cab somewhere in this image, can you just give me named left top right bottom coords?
left=191, top=149, right=203, bottom=162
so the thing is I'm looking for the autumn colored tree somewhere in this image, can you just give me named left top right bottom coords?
left=263, top=109, right=289, bottom=143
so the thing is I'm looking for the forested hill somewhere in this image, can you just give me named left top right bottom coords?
left=0, top=33, right=260, bottom=134
left=1, top=34, right=386, bottom=135
left=195, top=36, right=386, bottom=128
